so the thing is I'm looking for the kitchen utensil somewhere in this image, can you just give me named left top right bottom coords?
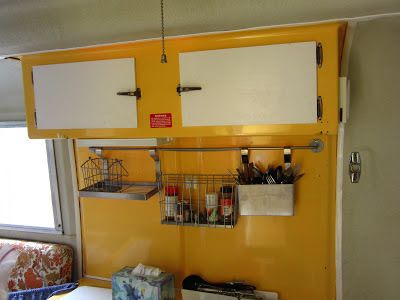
left=275, top=166, right=283, bottom=183
left=183, top=275, right=208, bottom=291
left=227, top=169, right=240, bottom=184
left=183, top=275, right=260, bottom=300
left=236, top=168, right=245, bottom=184
left=251, top=165, right=263, bottom=184
left=293, top=173, right=304, bottom=182
left=248, top=162, right=254, bottom=183
left=265, top=174, right=275, bottom=184
left=292, top=164, right=301, bottom=177
left=267, top=168, right=277, bottom=184
left=251, top=165, right=263, bottom=178
left=281, top=166, right=292, bottom=183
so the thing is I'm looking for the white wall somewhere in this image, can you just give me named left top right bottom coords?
left=343, top=16, right=400, bottom=300
left=0, top=59, right=25, bottom=121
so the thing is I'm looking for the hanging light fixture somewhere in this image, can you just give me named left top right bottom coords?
left=160, top=0, right=167, bottom=63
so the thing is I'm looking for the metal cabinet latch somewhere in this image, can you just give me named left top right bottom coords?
left=176, top=84, right=202, bottom=96
left=117, top=88, right=141, bottom=99
left=349, top=152, right=361, bottom=183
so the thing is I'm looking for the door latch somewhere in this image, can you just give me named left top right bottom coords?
left=349, top=152, right=361, bottom=183
left=176, top=84, right=202, bottom=96
left=117, top=88, right=141, bottom=99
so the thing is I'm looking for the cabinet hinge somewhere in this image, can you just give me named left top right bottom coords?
left=34, top=111, right=37, bottom=128
left=317, top=96, right=323, bottom=120
left=31, top=71, right=34, bottom=85
left=316, top=43, right=323, bottom=67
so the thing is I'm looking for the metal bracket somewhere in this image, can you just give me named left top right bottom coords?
left=317, top=96, right=323, bottom=121
left=240, top=148, right=249, bottom=164
left=283, top=147, right=292, bottom=169
left=309, top=139, right=324, bottom=153
left=117, top=88, right=141, bottom=99
left=34, top=111, right=37, bottom=128
left=176, top=84, right=202, bottom=96
left=349, top=152, right=361, bottom=183
left=316, top=43, right=323, bottom=67
left=89, top=147, right=104, bottom=157
left=149, top=149, right=161, bottom=181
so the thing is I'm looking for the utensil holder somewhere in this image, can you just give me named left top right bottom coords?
left=238, top=184, right=294, bottom=216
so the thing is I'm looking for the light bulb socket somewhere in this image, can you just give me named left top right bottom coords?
left=161, top=53, right=168, bottom=64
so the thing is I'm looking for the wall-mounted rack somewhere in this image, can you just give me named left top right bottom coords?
left=79, top=182, right=159, bottom=200
left=77, top=139, right=323, bottom=202
left=160, top=174, right=238, bottom=228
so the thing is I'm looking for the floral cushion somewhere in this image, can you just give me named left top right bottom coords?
left=0, top=239, right=73, bottom=292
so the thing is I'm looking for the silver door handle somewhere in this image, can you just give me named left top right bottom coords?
left=349, top=152, right=361, bottom=183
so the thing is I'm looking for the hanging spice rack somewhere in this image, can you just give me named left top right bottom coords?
left=159, top=174, right=238, bottom=228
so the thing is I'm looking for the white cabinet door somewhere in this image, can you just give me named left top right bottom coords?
left=33, top=58, right=138, bottom=129
left=179, top=42, right=317, bottom=127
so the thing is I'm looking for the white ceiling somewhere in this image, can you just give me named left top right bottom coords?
left=0, top=0, right=399, bottom=56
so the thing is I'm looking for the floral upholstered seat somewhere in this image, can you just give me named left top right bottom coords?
left=0, top=239, right=73, bottom=292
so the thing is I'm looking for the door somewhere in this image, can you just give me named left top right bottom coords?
left=179, top=41, right=318, bottom=127
left=33, top=58, right=138, bottom=129
left=342, top=17, right=400, bottom=300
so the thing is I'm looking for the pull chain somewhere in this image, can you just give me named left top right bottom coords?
left=160, top=0, right=167, bottom=63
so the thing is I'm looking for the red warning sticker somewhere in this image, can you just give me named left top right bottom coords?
left=150, top=113, right=172, bottom=128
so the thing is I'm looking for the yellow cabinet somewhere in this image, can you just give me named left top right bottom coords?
left=21, top=22, right=346, bottom=139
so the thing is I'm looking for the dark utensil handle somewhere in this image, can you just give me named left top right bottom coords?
left=276, top=166, right=283, bottom=183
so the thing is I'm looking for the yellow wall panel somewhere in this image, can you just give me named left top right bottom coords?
left=77, top=134, right=336, bottom=300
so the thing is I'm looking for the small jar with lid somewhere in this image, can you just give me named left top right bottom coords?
left=205, top=193, right=219, bottom=223
left=219, top=186, right=234, bottom=224
left=164, top=185, right=178, bottom=222
left=176, top=200, right=190, bottom=223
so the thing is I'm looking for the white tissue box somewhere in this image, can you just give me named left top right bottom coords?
left=112, top=266, right=175, bottom=300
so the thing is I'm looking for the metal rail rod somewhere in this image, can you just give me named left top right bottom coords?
left=89, top=143, right=322, bottom=152
left=89, top=139, right=324, bottom=153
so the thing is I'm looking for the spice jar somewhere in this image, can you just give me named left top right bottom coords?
left=219, top=186, right=234, bottom=224
left=205, top=193, right=219, bottom=223
left=164, top=185, right=178, bottom=222
left=176, top=200, right=190, bottom=223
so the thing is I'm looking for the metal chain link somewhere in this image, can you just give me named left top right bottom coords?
left=160, top=0, right=167, bottom=63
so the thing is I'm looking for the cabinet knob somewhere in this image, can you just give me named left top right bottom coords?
left=117, top=88, right=141, bottom=99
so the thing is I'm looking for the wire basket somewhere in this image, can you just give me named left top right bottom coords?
left=159, top=174, right=238, bottom=228
left=81, top=157, right=128, bottom=192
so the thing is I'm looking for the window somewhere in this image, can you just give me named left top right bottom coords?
left=0, top=124, right=62, bottom=232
